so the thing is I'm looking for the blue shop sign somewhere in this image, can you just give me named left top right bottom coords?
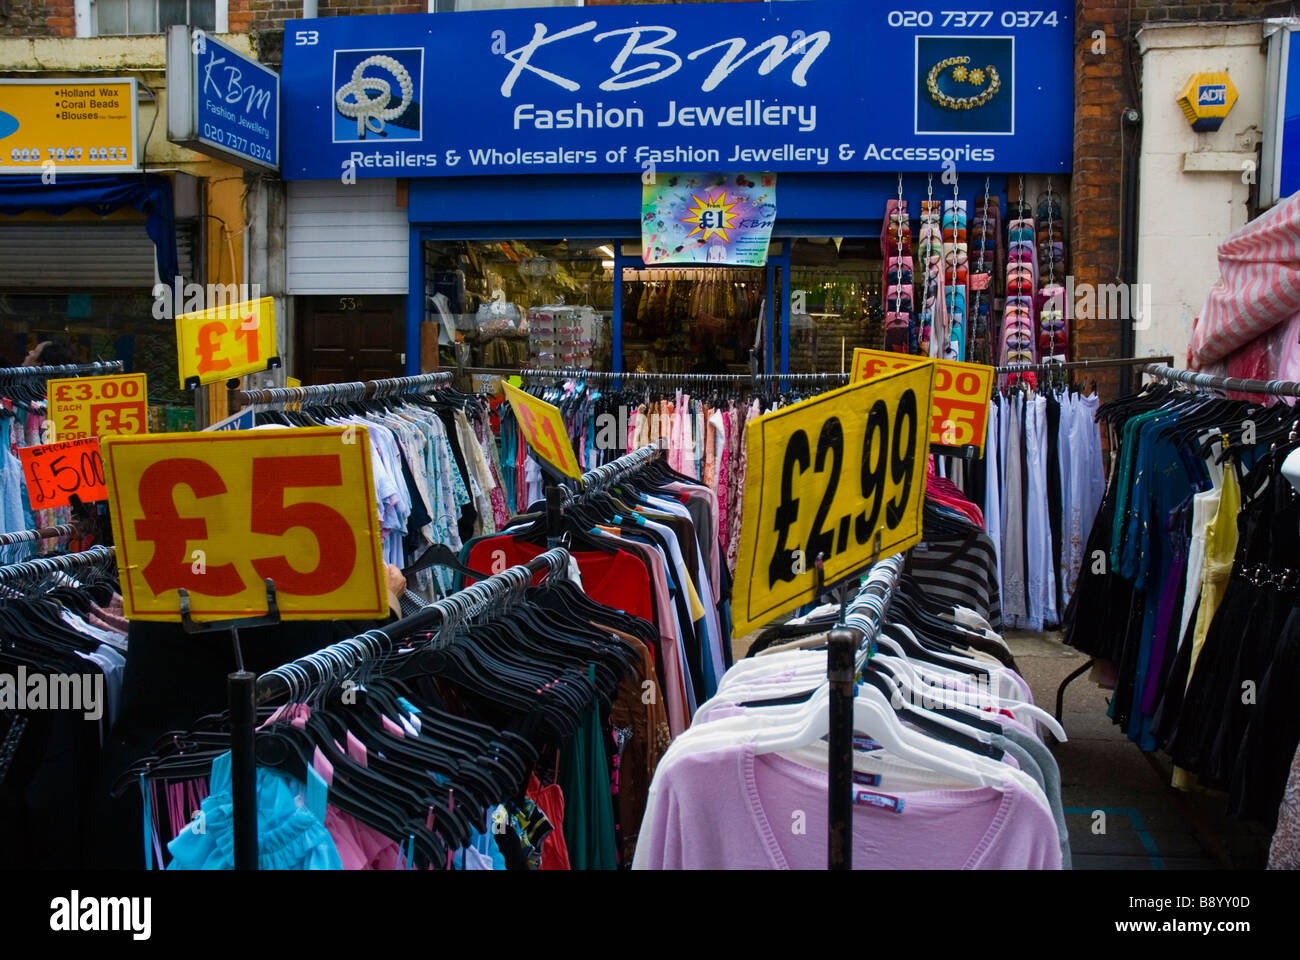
left=280, top=0, right=1072, bottom=180
left=167, top=27, right=279, bottom=171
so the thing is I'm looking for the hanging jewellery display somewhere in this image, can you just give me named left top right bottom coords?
left=927, top=56, right=1001, bottom=111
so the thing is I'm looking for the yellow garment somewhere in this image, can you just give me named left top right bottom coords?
left=1172, top=466, right=1240, bottom=791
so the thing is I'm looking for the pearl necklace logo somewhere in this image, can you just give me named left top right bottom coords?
left=335, top=54, right=414, bottom=137
left=927, top=56, right=1001, bottom=111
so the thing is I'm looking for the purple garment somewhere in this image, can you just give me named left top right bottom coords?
left=635, top=741, right=1061, bottom=869
left=1140, top=553, right=1188, bottom=714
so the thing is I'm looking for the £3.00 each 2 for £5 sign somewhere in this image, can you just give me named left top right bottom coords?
left=101, top=427, right=387, bottom=621
left=731, top=362, right=936, bottom=636
left=46, top=373, right=148, bottom=441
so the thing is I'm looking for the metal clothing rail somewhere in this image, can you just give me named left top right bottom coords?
left=254, top=547, right=572, bottom=705
left=520, top=367, right=852, bottom=385
left=0, top=361, right=124, bottom=380
left=994, top=355, right=1174, bottom=375
left=0, top=522, right=83, bottom=547
left=1142, top=362, right=1300, bottom=398
left=0, top=544, right=115, bottom=589
left=570, top=443, right=660, bottom=498
left=824, top=553, right=908, bottom=870
left=233, top=371, right=455, bottom=409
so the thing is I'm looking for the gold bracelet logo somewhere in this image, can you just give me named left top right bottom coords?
left=927, top=56, right=1001, bottom=111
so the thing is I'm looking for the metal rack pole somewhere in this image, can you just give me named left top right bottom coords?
left=1141, top=362, right=1300, bottom=398
left=232, top=371, right=455, bottom=410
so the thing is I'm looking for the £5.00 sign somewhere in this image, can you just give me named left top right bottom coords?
left=18, top=437, right=107, bottom=510
left=501, top=380, right=582, bottom=480
left=731, top=362, right=936, bottom=636
left=101, top=427, right=387, bottom=622
left=47, top=374, right=147, bottom=441
left=175, top=296, right=278, bottom=389
left=851, top=349, right=995, bottom=455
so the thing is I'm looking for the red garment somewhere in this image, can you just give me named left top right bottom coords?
left=925, top=467, right=986, bottom=528
left=527, top=773, right=571, bottom=870
left=466, top=536, right=655, bottom=625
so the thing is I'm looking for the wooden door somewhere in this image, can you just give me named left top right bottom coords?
left=296, top=295, right=405, bottom=385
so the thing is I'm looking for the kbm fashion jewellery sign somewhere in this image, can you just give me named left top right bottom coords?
left=166, top=25, right=279, bottom=171
left=0, top=79, right=138, bottom=174
left=279, top=0, right=1072, bottom=179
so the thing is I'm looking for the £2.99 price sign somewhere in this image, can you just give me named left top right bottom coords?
left=18, top=437, right=107, bottom=510
left=175, top=296, right=278, bottom=389
left=501, top=379, right=583, bottom=480
left=47, top=374, right=148, bottom=441
left=851, top=348, right=995, bottom=455
left=101, top=427, right=387, bottom=622
left=731, top=362, right=936, bottom=636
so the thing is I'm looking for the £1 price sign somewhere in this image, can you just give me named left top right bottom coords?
left=101, top=427, right=387, bottom=622
left=731, top=362, right=936, bottom=637
left=175, top=296, right=278, bottom=389
left=501, top=379, right=582, bottom=480
left=18, top=437, right=107, bottom=510
left=47, top=373, right=148, bottom=441
left=851, top=348, right=995, bottom=456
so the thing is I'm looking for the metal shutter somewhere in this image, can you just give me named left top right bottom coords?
left=0, top=221, right=195, bottom=288
left=286, top=179, right=409, bottom=295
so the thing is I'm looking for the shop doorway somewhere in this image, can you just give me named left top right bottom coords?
left=296, top=295, right=406, bottom=384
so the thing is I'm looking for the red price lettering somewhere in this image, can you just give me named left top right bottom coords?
left=195, top=321, right=232, bottom=375
left=135, top=458, right=243, bottom=596
left=249, top=455, right=354, bottom=595
left=235, top=319, right=259, bottom=365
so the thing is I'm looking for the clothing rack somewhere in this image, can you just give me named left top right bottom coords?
left=1141, top=362, right=1300, bottom=398
left=0, top=522, right=83, bottom=547
left=0, top=360, right=124, bottom=380
left=0, top=544, right=115, bottom=598
left=994, top=355, right=1174, bottom=375
left=232, top=371, right=455, bottom=410
left=520, top=367, right=852, bottom=387
left=825, top=553, right=907, bottom=870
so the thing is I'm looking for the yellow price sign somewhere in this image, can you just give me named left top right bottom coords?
left=175, top=296, right=278, bottom=389
left=501, top=380, right=582, bottom=480
left=851, top=348, right=994, bottom=456
left=731, top=362, right=936, bottom=636
left=47, top=374, right=148, bottom=441
left=102, top=427, right=387, bottom=622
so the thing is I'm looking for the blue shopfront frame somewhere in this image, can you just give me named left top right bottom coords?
left=403, top=172, right=1008, bottom=378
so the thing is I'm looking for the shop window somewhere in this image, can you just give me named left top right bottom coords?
left=425, top=240, right=612, bottom=373
left=788, top=238, right=884, bottom=374
left=91, top=0, right=220, bottom=36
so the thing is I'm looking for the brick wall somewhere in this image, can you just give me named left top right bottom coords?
left=0, top=0, right=74, bottom=37
left=1073, top=0, right=1290, bottom=395
left=236, top=1, right=425, bottom=65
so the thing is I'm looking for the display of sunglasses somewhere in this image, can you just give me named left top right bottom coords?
left=1008, top=250, right=1035, bottom=264
left=945, top=267, right=968, bottom=285
left=944, top=247, right=969, bottom=265
left=1008, top=217, right=1034, bottom=231
left=1039, top=241, right=1065, bottom=259
left=1009, top=229, right=1036, bottom=245
left=942, top=212, right=967, bottom=231
left=1037, top=198, right=1063, bottom=219
left=943, top=228, right=967, bottom=245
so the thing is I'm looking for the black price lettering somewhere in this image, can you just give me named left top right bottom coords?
left=857, top=400, right=889, bottom=543
left=768, top=429, right=809, bottom=588
left=886, top=389, right=918, bottom=529
left=807, top=417, right=843, bottom=564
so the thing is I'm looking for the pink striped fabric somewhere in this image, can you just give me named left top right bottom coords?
left=1189, top=192, right=1300, bottom=368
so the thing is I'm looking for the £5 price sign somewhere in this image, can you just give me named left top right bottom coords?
left=18, top=437, right=107, bottom=510
left=101, top=427, right=387, bottom=622
left=850, top=348, right=995, bottom=455
left=501, top=379, right=583, bottom=480
left=47, top=374, right=148, bottom=441
left=731, top=362, right=936, bottom=637
left=175, top=296, right=278, bottom=389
